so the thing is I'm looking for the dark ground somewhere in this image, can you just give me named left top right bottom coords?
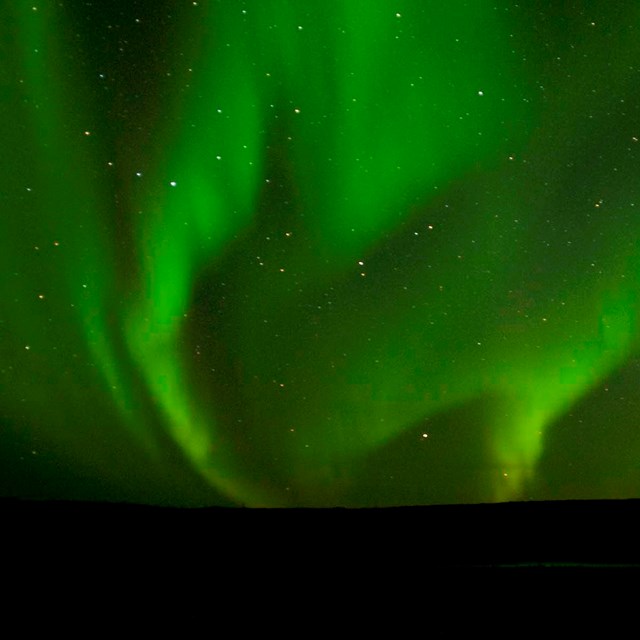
left=3, top=497, right=638, bottom=570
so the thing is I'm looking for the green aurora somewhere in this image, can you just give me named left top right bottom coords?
left=2, top=0, right=640, bottom=506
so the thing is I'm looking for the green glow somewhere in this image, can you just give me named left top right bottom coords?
left=2, top=6, right=134, bottom=430
left=2, top=1, right=640, bottom=506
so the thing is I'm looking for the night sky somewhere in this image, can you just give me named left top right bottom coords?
left=2, top=0, right=640, bottom=508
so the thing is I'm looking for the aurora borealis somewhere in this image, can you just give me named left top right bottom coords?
left=2, top=0, right=640, bottom=508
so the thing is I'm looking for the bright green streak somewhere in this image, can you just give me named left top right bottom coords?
left=123, top=6, right=273, bottom=505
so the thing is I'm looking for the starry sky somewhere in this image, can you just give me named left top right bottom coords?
left=2, top=0, right=640, bottom=507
